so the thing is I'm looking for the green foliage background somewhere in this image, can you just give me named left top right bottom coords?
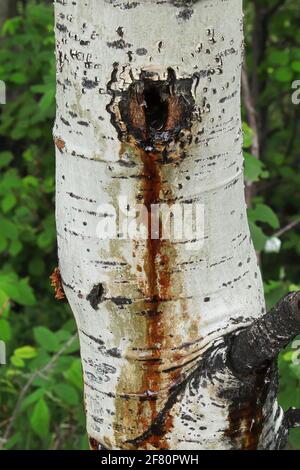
left=0, top=0, right=299, bottom=450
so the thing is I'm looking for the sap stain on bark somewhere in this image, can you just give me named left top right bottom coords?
left=107, top=67, right=195, bottom=449
left=223, top=364, right=272, bottom=450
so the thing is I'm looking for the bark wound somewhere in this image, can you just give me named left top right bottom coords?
left=117, top=68, right=194, bottom=151
left=54, top=137, right=65, bottom=151
left=108, top=67, right=194, bottom=449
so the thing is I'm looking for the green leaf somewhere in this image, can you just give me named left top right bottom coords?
left=274, top=67, right=293, bottom=83
left=0, top=318, right=11, bottom=342
left=11, top=356, right=25, bottom=368
left=289, top=428, right=300, bottom=450
left=23, top=175, right=39, bottom=188
left=38, top=88, right=55, bottom=112
left=3, top=432, right=21, bottom=450
left=9, top=239, right=22, bottom=256
left=30, top=398, right=50, bottom=440
left=291, top=61, right=300, bottom=73
left=14, top=345, right=37, bottom=359
left=264, top=281, right=288, bottom=310
left=248, top=204, right=280, bottom=229
left=268, top=50, right=290, bottom=66
left=2, top=192, right=17, bottom=213
left=79, top=435, right=90, bottom=450
left=0, top=217, right=18, bottom=240
left=53, top=383, right=79, bottom=406
left=37, top=230, right=55, bottom=249
left=0, top=233, right=7, bottom=253
left=249, top=220, right=268, bottom=252
left=34, top=326, right=60, bottom=352
left=10, top=72, right=27, bottom=84
left=1, top=16, right=22, bottom=35
left=0, top=274, right=36, bottom=306
left=242, top=122, right=253, bottom=148
left=53, top=355, right=74, bottom=373
left=21, top=388, right=45, bottom=411
left=64, top=359, right=83, bottom=391
left=56, top=329, right=71, bottom=343
left=0, top=289, right=9, bottom=305
left=0, top=151, right=13, bottom=168
left=28, top=349, right=51, bottom=371
left=244, top=152, right=265, bottom=182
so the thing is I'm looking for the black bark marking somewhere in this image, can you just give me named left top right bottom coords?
left=116, top=26, right=124, bottom=37
left=82, top=78, right=98, bottom=89
left=110, top=296, right=133, bottom=307
left=177, top=8, right=193, bottom=21
left=136, top=47, right=147, bottom=56
left=107, top=39, right=132, bottom=49
left=56, top=23, right=68, bottom=33
left=80, top=329, right=104, bottom=346
left=87, top=283, right=105, bottom=310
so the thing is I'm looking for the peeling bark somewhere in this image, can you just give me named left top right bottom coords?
left=54, top=0, right=300, bottom=450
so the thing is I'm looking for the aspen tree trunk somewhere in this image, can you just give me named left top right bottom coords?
left=54, top=0, right=300, bottom=450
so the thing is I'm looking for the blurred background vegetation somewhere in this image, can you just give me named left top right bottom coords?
left=0, top=0, right=299, bottom=450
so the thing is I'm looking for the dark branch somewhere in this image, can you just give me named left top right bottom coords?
left=228, top=292, right=300, bottom=375
left=285, top=408, right=300, bottom=429
left=265, top=0, right=286, bottom=20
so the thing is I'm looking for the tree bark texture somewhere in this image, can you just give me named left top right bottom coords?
left=54, top=0, right=300, bottom=450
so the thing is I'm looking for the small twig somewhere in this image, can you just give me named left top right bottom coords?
left=265, top=0, right=286, bottom=20
left=274, top=219, right=300, bottom=238
left=0, top=333, right=77, bottom=449
left=242, top=64, right=260, bottom=161
left=0, top=418, right=11, bottom=429
left=242, top=62, right=261, bottom=214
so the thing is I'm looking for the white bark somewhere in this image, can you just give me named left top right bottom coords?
left=54, top=0, right=284, bottom=450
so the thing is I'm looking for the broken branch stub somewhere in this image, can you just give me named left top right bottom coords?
left=228, top=291, right=300, bottom=375
left=285, top=408, right=300, bottom=430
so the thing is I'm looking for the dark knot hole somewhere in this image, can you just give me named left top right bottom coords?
left=144, top=84, right=168, bottom=132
